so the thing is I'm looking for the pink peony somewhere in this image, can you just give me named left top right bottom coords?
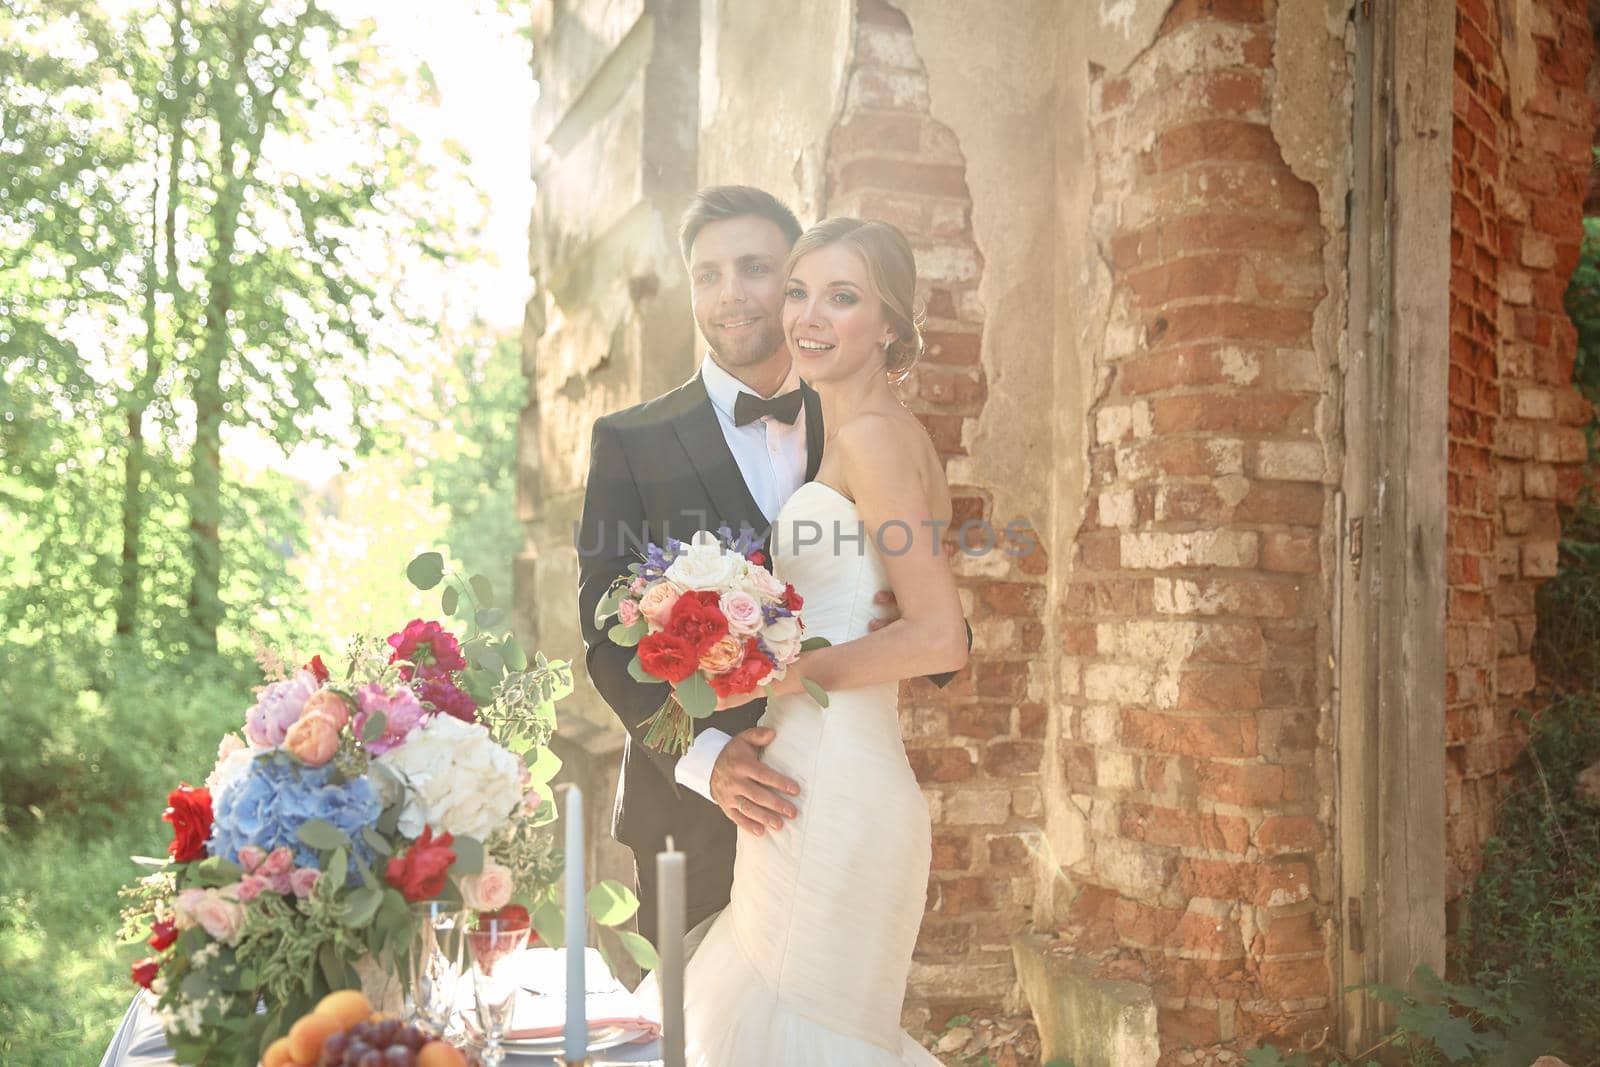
left=387, top=619, right=467, bottom=681
left=284, top=712, right=340, bottom=767
left=289, top=867, right=321, bottom=899
left=418, top=677, right=477, bottom=724
left=718, top=591, right=763, bottom=636
left=244, top=671, right=319, bottom=747
left=459, top=860, right=514, bottom=912
left=617, top=598, right=641, bottom=627
left=353, top=683, right=427, bottom=755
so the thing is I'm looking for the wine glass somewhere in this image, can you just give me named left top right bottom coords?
left=466, top=916, right=531, bottom=1067
left=406, top=901, right=460, bottom=1036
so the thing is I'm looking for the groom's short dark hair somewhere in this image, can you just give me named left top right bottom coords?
left=678, top=185, right=802, bottom=264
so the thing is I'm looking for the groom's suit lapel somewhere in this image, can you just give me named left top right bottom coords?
left=671, top=373, right=767, bottom=533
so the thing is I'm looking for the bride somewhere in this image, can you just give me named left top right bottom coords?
left=681, top=216, right=969, bottom=1065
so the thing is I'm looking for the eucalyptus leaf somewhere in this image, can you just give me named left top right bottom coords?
left=801, top=677, right=830, bottom=708
left=298, top=818, right=352, bottom=851
left=406, top=551, right=445, bottom=590
left=476, top=607, right=506, bottom=630
left=442, top=585, right=459, bottom=616
left=524, top=745, right=562, bottom=786
left=626, top=655, right=652, bottom=683
left=675, top=671, right=715, bottom=719
left=360, top=710, right=388, bottom=744
left=319, top=942, right=346, bottom=990
left=594, top=585, right=625, bottom=626
left=360, top=828, right=392, bottom=857
left=799, top=636, right=832, bottom=652
left=470, top=574, right=495, bottom=609
left=586, top=879, right=640, bottom=926
left=608, top=618, right=646, bottom=647
left=502, top=636, right=528, bottom=671
left=472, top=643, right=504, bottom=674
left=532, top=899, right=565, bottom=948
left=451, top=836, right=484, bottom=876
left=195, top=856, right=243, bottom=888
left=324, top=848, right=349, bottom=894
left=341, top=886, right=384, bottom=928
left=615, top=929, right=660, bottom=971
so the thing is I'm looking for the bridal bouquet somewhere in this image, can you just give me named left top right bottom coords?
left=117, top=558, right=581, bottom=1065
left=595, top=526, right=829, bottom=754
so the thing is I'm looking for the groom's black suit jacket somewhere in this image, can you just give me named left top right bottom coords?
left=575, top=372, right=824, bottom=932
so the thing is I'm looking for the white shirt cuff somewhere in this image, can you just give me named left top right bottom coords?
left=674, top=727, right=733, bottom=801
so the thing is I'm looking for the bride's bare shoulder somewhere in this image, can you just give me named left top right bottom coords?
left=833, top=411, right=948, bottom=516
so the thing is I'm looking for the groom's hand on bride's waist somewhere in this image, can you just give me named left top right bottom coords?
left=710, top=726, right=801, bottom=837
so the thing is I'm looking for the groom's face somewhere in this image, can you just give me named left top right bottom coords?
left=688, top=215, right=792, bottom=371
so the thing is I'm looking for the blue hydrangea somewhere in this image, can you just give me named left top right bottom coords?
left=208, top=755, right=381, bottom=874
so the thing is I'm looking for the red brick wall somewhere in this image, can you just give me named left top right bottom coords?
left=823, top=0, right=1048, bottom=1028
left=1448, top=0, right=1595, bottom=897
left=1061, top=2, right=1337, bottom=1058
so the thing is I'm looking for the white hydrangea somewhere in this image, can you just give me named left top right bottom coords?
left=376, top=715, right=523, bottom=842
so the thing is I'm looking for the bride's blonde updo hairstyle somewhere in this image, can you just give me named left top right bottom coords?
left=784, top=216, right=924, bottom=382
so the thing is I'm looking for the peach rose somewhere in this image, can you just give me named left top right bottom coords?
left=698, top=635, right=744, bottom=675
left=300, top=689, right=353, bottom=731
left=638, top=581, right=681, bottom=629
left=178, top=887, right=244, bottom=946
left=718, top=591, right=763, bottom=636
left=284, top=713, right=340, bottom=767
left=460, top=860, right=514, bottom=912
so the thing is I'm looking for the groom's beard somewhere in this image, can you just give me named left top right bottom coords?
left=708, top=315, right=787, bottom=371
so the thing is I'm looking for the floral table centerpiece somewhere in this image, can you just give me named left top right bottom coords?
left=116, top=555, right=648, bottom=1065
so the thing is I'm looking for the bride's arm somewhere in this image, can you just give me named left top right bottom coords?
left=771, top=414, right=968, bottom=695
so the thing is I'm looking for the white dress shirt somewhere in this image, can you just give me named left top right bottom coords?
left=674, top=354, right=808, bottom=800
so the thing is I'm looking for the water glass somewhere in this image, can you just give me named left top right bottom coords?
left=467, top=917, right=531, bottom=1067
left=406, top=901, right=461, bottom=1036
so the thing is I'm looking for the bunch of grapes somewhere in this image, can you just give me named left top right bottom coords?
left=317, top=1020, right=479, bottom=1067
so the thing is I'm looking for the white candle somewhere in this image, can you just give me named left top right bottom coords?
left=564, top=785, right=587, bottom=1063
left=657, top=837, right=686, bottom=1067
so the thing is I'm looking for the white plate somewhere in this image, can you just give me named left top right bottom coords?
left=479, top=1023, right=653, bottom=1052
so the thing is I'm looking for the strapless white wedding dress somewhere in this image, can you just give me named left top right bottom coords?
left=682, top=481, right=941, bottom=1066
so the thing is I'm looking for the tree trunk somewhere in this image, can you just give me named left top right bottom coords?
left=188, top=132, right=233, bottom=655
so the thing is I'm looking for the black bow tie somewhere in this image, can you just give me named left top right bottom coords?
left=733, top=389, right=804, bottom=427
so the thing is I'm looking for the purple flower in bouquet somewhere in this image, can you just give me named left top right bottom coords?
left=418, top=677, right=477, bottom=723
left=208, top=756, right=380, bottom=873
left=243, top=670, right=319, bottom=747
left=353, top=682, right=427, bottom=754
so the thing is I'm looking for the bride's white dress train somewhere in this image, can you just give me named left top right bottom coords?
left=683, top=481, right=941, bottom=1066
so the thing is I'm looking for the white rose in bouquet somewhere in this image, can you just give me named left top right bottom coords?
left=376, top=716, right=524, bottom=841
left=743, top=564, right=787, bottom=602
left=763, top=614, right=802, bottom=664
left=663, top=531, right=744, bottom=591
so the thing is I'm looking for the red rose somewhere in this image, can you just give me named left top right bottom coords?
left=147, top=919, right=178, bottom=952
left=469, top=904, right=534, bottom=973
left=304, top=655, right=330, bottom=684
left=637, top=632, right=699, bottom=684
left=782, top=584, right=803, bottom=612
left=709, top=639, right=773, bottom=698
left=385, top=826, right=457, bottom=903
left=387, top=619, right=467, bottom=681
left=131, top=958, right=160, bottom=990
left=419, top=677, right=478, bottom=723
left=747, top=549, right=766, bottom=566
left=162, top=784, right=212, bottom=863
left=667, top=590, right=729, bottom=653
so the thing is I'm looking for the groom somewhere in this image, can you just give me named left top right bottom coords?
left=576, top=185, right=820, bottom=943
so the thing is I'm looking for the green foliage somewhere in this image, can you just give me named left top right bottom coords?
left=1564, top=212, right=1600, bottom=415
left=1451, top=694, right=1600, bottom=1063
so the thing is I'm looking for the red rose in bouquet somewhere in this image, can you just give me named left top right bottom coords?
left=385, top=826, right=457, bottom=902
left=708, top=638, right=774, bottom=698
left=637, top=632, right=699, bottom=683
left=303, top=655, right=330, bottom=684
left=131, top=958, right=160, bottom=990
left=782, top=584, right=803, bottom=612
left=162, top=784, right=212, bottom=863
left=147, top=919, right=178, bottom=952
left=387, top=618, right=468, bottom=680
left=666, top=590, right=729, bottom=653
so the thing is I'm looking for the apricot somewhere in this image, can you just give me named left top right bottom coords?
left=260, top=1035, right=295, bottom=1067
left=286, top=1011, right=341, bottom=1063
left=314, top=988, right=372, bottom=1030
left=417, top=1040, right=469, bottom=1067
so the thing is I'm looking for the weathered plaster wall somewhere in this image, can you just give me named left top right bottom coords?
left=695, top=0, right=851, bottom=220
